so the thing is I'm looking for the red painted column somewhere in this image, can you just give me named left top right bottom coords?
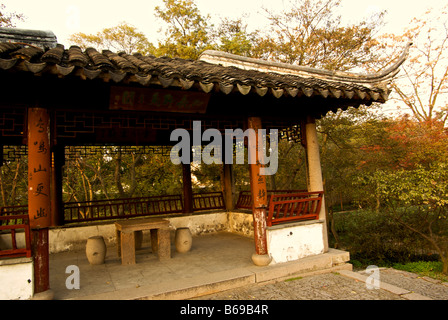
left=247, top=117, right=271, bottom=266
left=28, top=108, right=52, bottom=294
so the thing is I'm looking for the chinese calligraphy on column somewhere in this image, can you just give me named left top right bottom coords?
left=28, top=108, right=51, bottom=229
left=247, top=117, right=268, bottom=257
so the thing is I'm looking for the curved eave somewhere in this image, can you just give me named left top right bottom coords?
left=0, top=42, right=410, bottom=104
left=199, top=43, right=411, bottom=86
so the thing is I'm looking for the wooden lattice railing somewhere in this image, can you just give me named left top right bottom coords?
left=267, top=191, right=323, bottom=226
left=0, top=208, right=32, bottom=258
left=192, top=192, right=225, bottom=211
left=235, top=190, right=323, bottom=226
left=235, top=190, right=308, bottom=210
left=64, top=192, right=225, bottom=223
left=0, top=190, right=321, bottom=236
left=0, top=192, right=226, bottom=226
left=64, top=194, right=184, bottom=223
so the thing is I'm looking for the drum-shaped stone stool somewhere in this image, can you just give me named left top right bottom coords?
left=86, top=236, right=107, bottom=265
left=175, top=227, right=192, bottom=253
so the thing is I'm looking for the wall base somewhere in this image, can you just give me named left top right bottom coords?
left=0, top=257, right=34, bottom=300
left=267, top=220, right=325, bottom=265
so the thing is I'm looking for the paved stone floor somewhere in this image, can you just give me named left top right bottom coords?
left=47, top=231, right=448, bottom=301
left=197, top=267, right=448, bottom=300
left=196, top=272, right=404, bottom=300
left=49, top=232, right=257, bottom=300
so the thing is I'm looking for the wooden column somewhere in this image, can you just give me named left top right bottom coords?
left=304, top=116, right=329, bottom=252
left=182, top=163, right=193, bottom=213
left=247, top=117, right=271, bottom=266
left=28, top=107, right=52, bottom=294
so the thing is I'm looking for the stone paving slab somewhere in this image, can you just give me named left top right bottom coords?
left=197, top=267, right=448, bottom=300
left=358, top=268, right=448, bottom=300
left=196, top=272, right=405, bottom=300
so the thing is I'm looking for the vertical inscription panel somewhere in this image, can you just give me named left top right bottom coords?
left=247, top=117, right=268, bottom=256
left=28, top=108, right=51, bottom=229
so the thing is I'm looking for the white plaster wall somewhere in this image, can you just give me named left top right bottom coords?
left=0, top=232, right=26, bottom=250
left=49, top=224, right=117, bottom=253
left=1, top=212, right=254, bottom=254
left=0, top=258, right=34, bottom=300
left=169, top=212, right=227, bottom=235
left=48, top=212, right=233, bottom=253
left=227, top=211, right=254, bottom=237
left=267, top=220, right=325, bottom=264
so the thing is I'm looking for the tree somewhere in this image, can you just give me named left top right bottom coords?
left=368, top=164, right=448, bottom=274
left=385, top=117, right=448, bottom=169
left=213, top=17, right=258, bottom=57
left=154, top=0, right=212, bottom=59
left=0, top=149, right=27, bottom=207
left=68, top=22, right=155, bottom=55
left=376, top=5, right=448, bottom=125
left=317, top=105, right=392, bottom=210
left=0, top=4, right=25, bottom=27
left=252, top=0, right=385, bottom=70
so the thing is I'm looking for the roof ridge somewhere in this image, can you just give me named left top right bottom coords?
left=198, top=43, right=411, bottom=85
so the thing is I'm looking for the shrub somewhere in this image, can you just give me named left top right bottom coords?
left=331, top=210, right=435, bottom=265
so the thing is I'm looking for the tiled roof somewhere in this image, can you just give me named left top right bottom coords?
left=0, top=41, right=409, bottom=103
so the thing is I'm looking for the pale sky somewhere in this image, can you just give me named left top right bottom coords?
left=1, top=0, right=446, bottom=46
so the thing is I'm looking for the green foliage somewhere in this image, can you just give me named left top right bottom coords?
left=154, top=0, right=213, bottom=59
left=394, top=260, right=443, bottom=274
left=316, top=105, right=391, bottom=210
left=393, top=261, right=448, bottom=282
left=268, top=140, right=307, bottom=191
left=62, top=148, right=184, bottom=203
left=69, top=22, right=155, bottom=55
left=213, top=17, right=257, bottom=56
left=332, top=210, right=436, bottom=265
left=369, top=163, right=448, bottom=209
left=0, top=156, right=28, bottom=206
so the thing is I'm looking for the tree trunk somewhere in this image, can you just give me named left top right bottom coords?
left=329, top=209, right=340, bottom=249
left=114, top=148, right=126, bottom=198
left=443, top=255, right=448, bottom=275
left=8, top=159, right=21, bottom=206
left=0, top=167, right=6, bottom=206
left=128, top=153, right=141, bottom=198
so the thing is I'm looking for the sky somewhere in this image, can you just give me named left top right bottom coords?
left=1, top=0, right=446, bottom=46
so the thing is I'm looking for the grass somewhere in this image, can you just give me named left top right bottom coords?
left=285, top=276, right=303, bottom=282
left=392, top=261, right=448, bottom=282
left=349, top=258, right=448, bottom=282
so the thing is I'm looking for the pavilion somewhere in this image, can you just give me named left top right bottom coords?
left=0, top=27, right=408, bottom=299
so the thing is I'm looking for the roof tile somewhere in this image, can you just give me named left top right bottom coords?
left=0, top=41, right=408, bottom=104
